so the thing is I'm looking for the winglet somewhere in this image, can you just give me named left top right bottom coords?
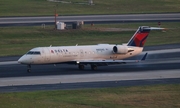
left=141, top=53, right=148, bottom=60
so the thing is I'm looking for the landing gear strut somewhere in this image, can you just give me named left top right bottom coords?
left=91, top=65, right=97, bottom=70
left=78, top=64, right=84, bottom=70
left=27, top=65, right=31, bottom=73
left=78, top=64, right=97, bottom=70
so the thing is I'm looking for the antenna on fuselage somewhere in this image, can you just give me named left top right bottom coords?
left=50, top=45, right=52, bottom=47
left=76, top=44, right=78, bottom=46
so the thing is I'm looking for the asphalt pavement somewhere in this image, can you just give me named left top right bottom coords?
left=1, top=13, right=180, bottom=26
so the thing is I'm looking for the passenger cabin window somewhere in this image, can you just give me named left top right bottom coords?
left=26, top=51, right=41, bottom=55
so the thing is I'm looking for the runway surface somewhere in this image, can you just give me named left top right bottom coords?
left=1, top=78, right=180, bottom=93
left=0, top=46, right=180, bottom=92
left=1, top=13, right=180, bottom=26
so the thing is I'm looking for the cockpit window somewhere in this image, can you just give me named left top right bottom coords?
left=26, top=51, right=41, bottom=55
left=34, top=51, right=41, bottom=55
left=27, top=51, right=34, bottom=54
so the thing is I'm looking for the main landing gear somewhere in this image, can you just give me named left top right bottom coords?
left=27, top=65, right=31, bottom=73
left=78, top=64, right=97, bottom=70
left=91, top=65, right=97, bottom=70
left=78, top=64, right=85, bottom=70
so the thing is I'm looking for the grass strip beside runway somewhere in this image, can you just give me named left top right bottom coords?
left=0, top=0, right=180, bottom=16
left=0, top=22, right=180, bottom=56
left=0, top=84, right=180, bottom=108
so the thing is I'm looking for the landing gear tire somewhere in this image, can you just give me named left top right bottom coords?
left=27, top=65, right=31, bottom=73
left=91, top=65, right=97, bottom=70
left=78, top=64, right=84, bottom=70
left=27, top=69, right=31, bottom=73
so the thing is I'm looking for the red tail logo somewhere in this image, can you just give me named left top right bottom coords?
left=127, top=26, right=150, bottom=47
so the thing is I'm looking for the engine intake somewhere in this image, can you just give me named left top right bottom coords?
left=113, top=45, right=128, bottom=54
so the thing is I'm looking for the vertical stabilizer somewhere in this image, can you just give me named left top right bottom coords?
left=127, top=26, right=165, bottom=47
left=127, top=26, right=150, bottom=47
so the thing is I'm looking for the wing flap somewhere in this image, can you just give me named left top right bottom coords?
left=76, top=59, right=140, bottom=66
left=76, top=53, right=148, bottom=66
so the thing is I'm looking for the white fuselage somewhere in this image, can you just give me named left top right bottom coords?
left=18, top=44, right=143, bottom=65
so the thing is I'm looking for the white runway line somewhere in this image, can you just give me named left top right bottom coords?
left=0, top=61, right=18, bottom=65
left=143, top=48, right=180, bottom=54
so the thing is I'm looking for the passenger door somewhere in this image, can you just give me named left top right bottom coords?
left=42, top=48, right=51, bottom=62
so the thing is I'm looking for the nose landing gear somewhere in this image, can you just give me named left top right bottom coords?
left=27, top=65, right=31, bottom=73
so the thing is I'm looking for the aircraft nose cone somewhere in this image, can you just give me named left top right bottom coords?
left=18, top=57, right=23, bottom=64
left=18, top=56, right=27, bottom=64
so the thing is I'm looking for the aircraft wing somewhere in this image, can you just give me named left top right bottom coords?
left=75, top=53, right=148, bottom=66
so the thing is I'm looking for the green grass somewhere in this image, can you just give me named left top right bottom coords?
left=0, top=0, right=180, bottom=16
left=0, top=22, right=180, bottom=56
left=0, top=84, right=180, bottom=108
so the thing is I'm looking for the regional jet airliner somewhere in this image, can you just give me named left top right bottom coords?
left=18, top=26, right=165, bottom=72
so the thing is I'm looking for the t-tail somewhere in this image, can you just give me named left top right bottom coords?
left=127, top=26, right=165, bottom=47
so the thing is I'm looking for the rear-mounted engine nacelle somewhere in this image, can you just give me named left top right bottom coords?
left=113, top=45, right=128, bottom=54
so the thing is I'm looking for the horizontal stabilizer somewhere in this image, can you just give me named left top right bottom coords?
left=141, top=53, right=148, bottom=61
left=143, top=27, right=166, bottom=30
